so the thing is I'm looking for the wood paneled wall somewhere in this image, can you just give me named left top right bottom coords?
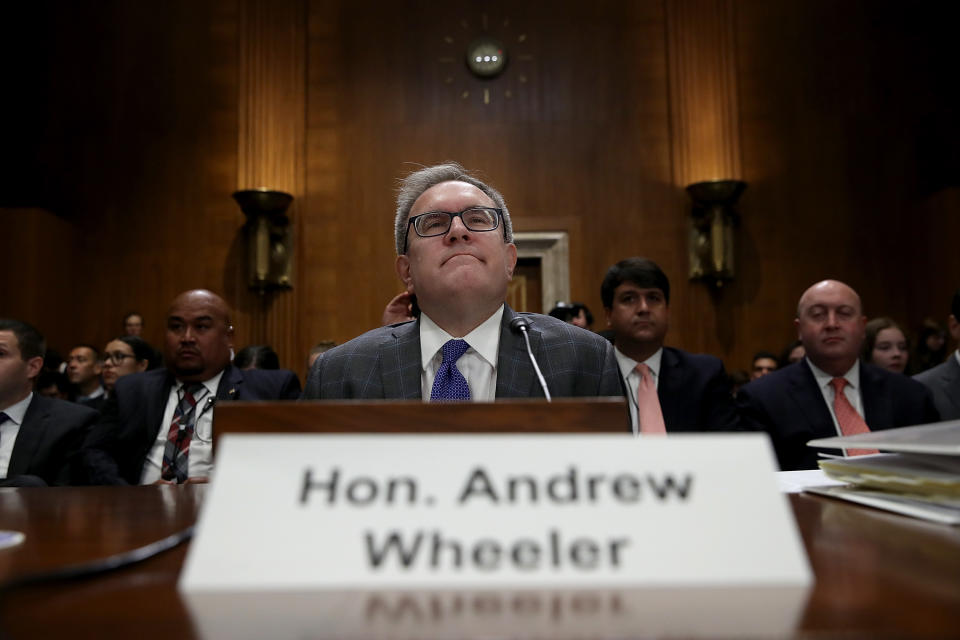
left=3, top=0, right=957, bottom=378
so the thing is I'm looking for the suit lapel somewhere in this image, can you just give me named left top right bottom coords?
left=657, top=348, right=684, bottom=430
left=787, top=361, right=835, bottom=436
left=146, top=372, right=175, bottom=440
left=7, top=396, right=46, bottom=477
left=382, top=320, right=422, bottom=400
left=940, top=357, right=960, bottom=416
left=216, top=365, right=244, bottom=401
left=861, top=364, right=892, bottom=428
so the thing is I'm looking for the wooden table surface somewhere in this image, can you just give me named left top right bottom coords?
left=0, top=485, right=958, bottom=638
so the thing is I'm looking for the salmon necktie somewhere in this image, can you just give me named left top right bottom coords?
left=829, top=377, right=879, bottom=456
left=636, top=363, right=667, bottom=434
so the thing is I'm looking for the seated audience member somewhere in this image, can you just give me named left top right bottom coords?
left=728, top=369, right=750, bottom=398
left=0, top=319, right=99, bottom=487
left=82, top=290, right=302, bottom=485
left=751, top=351, right=779, bottom=380
left=780, top=340, right=805, bottom=366
left=737, top=280, right=939, bottom=471
left=382, top=291, right=418, bottom=325
left=306, top=341, right=336, bottom=371
left=234, top=344, right=280, bottom=370
left=304, top=163, right=622, bottom=401
left=102, top=336, right=157, bottom=397
left=67, top=344, right=105, bottom=410
left=601, top=257, right=738, bottom=433
left=123, top=312, right=144, bottom=337
left=862, top=317, right=909, bottom=374
left=911, top=318, right=947, bottom=374
left=36, top=370, right=70, bottom=400
left=548, top=302, right=594, bottom=330
left=914, top=288, right=960, bottom=420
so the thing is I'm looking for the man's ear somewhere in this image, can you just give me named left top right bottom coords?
left=604, top=307, right=613, bottom=328
left=505, top=243, right=518, bottom=279
left=794, top=317, right=801, bottom=339
left=26, top=356, right=43, bottom=381
left=93, top=359, right=102, bottom=375
left=396, top=255, right=415, bottom=294
left=948, top=314, right=960, bottom=341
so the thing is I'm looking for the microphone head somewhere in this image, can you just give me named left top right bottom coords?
left=509, top=316, right=531, bottom=333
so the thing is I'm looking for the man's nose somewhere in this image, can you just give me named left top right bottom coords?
left=444, top=215, right=472, bottom=242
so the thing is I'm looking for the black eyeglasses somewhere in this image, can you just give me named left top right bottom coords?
left=103, top=352, right=136, bottom=365
left=404, top=207, right=502, bottom=252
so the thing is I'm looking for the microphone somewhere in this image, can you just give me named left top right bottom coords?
left=509, top=316, right=552, bottom=402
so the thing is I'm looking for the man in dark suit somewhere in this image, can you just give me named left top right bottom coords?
left=303, top=163, right=622, bottom=401
left=738, top=280, right=939, bottom=470
left=82, top=290, right=301, bottom=485
left=600, top=257, right=738, bottom=434
left=914, top=288, right=960, bottom=420
left=0, top=319, right=99, bottom=487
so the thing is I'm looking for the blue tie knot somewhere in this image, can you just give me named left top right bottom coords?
left=442, top=339, right=470, bottom=363
left=431, top=339, right=472, bottom=401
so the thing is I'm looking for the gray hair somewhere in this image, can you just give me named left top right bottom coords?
left=394, top=162, right=513, bottom=255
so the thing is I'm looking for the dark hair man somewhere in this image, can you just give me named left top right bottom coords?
left=0, top=319, right=98, bottom=486
left=913, top=288, right=960, bottom=420
left=67, top=344, right=104, bottom=410
left=738, top=279, right=939, bottom=470
left=123, top=312, right=144, bottom=337
left=751, top=351, right=779, bottom=380
left=82, top=290, right=302, bottom=485
left=600, top=257, right=738, bottom=434
left=303, top=163, right=622, bottom=402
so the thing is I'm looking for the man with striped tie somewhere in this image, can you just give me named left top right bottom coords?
left=82, top=290, right=301, bottom=485
left=303, top=163, right=622, bottom=403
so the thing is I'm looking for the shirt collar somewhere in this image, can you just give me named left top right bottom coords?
left=614, top=346, right=663, bottom=381
left=807, top=357, right=860, bottom=390
left=77, top=385, right=104, bottom=401
left=0, top=392, right=34, bottom=425
left=174, top=369, right=225, bottom=398
left=420, top=305, right=505, bottom=371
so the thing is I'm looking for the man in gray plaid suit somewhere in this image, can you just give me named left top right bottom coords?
left=302, top=163, right=623, bottom=402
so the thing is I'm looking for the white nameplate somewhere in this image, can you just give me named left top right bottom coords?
left=180, top=434, right=810, bottom=590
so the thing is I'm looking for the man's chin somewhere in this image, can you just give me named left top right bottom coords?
left=172, top=364, right=205, bottom=380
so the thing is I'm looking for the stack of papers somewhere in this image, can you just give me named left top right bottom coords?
left=805, top=421, right=960, bottom=525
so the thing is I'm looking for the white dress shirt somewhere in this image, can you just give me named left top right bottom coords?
left=139, top=370, right=223, bottom=484
left=614, top=347, right=663, bottom=435
left=419, top=306, right=504, bottom=402
left=807, top=358, right=865, bottom=438
left=0, top=393, right=33, bottom=478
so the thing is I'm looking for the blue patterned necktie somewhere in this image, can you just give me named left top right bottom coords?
left=430, top=339, right=472, bottom=401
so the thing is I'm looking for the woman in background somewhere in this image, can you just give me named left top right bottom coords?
left=101, top=335, right=158, bottom=396
left=862, top=317, right=909, bottom=374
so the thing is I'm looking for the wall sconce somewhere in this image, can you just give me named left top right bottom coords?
left=685, top=180, right=746, bottom=288
left=232, top=189, right=294, bottom=293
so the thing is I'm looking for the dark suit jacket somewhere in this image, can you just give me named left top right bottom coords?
left=302, top=305, right=624, bottom=401
left=913, top=356, right=960, bottom=420
left=82, top=365, right=301, bottom=485
left=737, top=360, right=940, bottom=470
left=656, top=347, right=739, bottom=432
left=4, top=395, right=99, bottom=486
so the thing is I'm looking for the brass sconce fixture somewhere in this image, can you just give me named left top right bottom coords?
left=232, top=189, right=294, bottom=293
left=686, top=180, right=746, bottom=288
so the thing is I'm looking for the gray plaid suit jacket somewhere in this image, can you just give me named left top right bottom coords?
left=302, top=305, right=624, bottom=400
